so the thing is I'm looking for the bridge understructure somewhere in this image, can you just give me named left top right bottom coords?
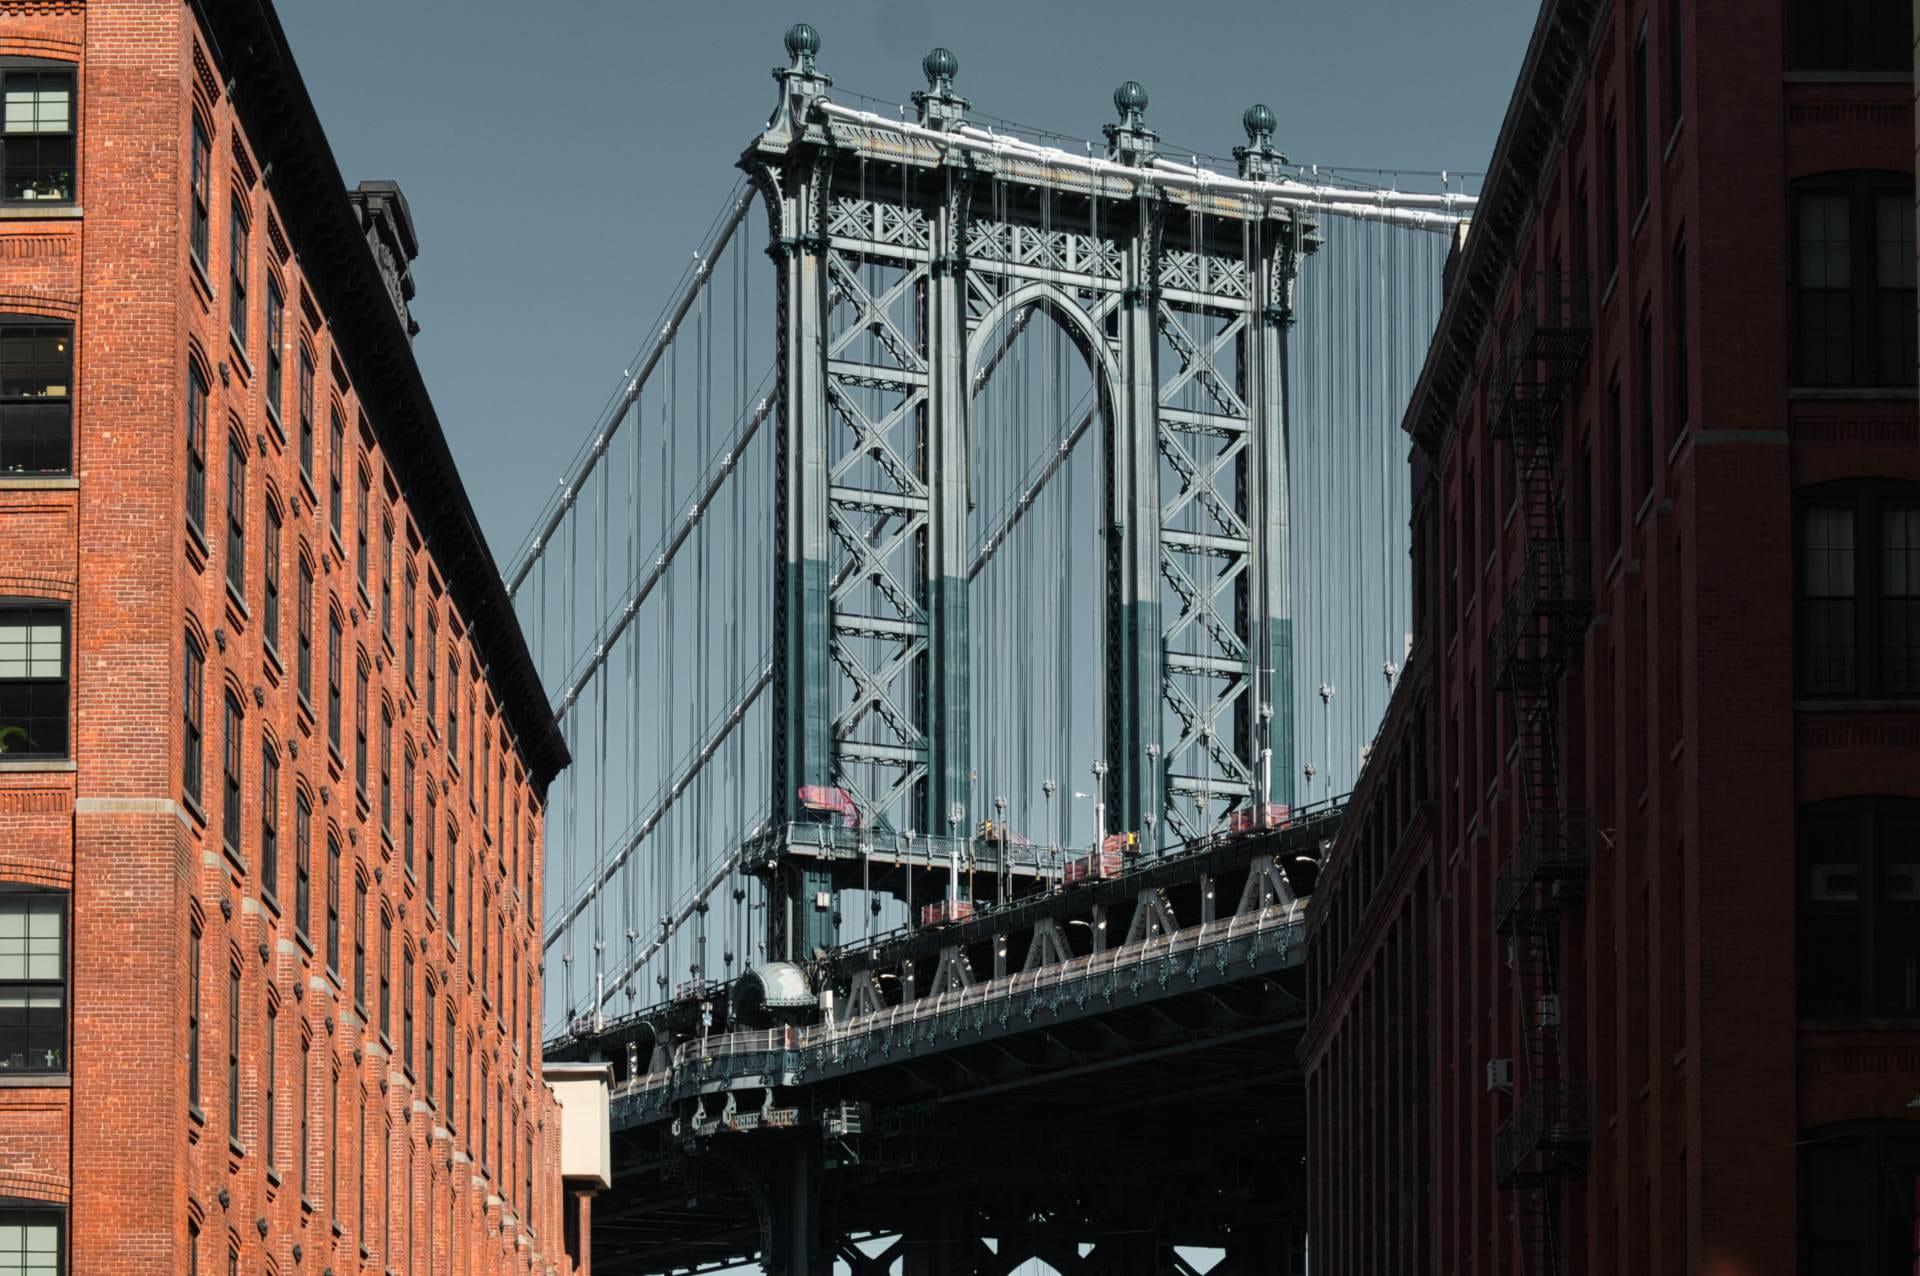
left=549, top=806, right=1341, bottom=1275
left=515, top=22, right=1472, bottom=1273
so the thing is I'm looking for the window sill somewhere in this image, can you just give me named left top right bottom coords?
left=266, top=1166, right=282, bottom=1188
left=181, top=791, right=207, bottom=828
left=228, top=1136, right=245, bottom=1160
left=264, top=406, right=285, bottom=449
left=1787, top=386, right=1918, bottom=401
left=262, top=643, right=283, bottom=683
left=261, top=888, right=280, bottom=919
left=188, top=254, right=214, bottom=304
left=1783, top=70, right=1915, bottom=83
left=1630, top=199, right=1650, bottom=241
left=0, top=476, right=76, bottom=491
left=188, top=1102, right=206, bottom=1128
left=185, top=520, right=210, bottom=569
left=225, top=336, right=252, bottom=384
left=0, top=1072, right=68, bottom=1088
left=1599, top=269, right=1619, bottom=312
left=224, top=579, right=250, bottom=625
left=0, top=203, right=79, bottom=220
left=1794, top=697, right=1920, bottom=712
left=0, top=758, right=75, bottom=773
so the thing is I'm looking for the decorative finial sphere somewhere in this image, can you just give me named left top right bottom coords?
left=1243, top=102, right=1276, bottom=139
left=923, top=47, right=958, bottom=83
left=784, top=23, right=821, bottom=59
left=1114, top=80, right=1149, bottom=117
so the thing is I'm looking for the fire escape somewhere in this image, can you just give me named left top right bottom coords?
left=1488, top=271, right=1592, bottom=1276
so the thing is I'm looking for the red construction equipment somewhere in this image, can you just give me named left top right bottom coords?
left=920, top=899, right=974, bottom=927
left=1226, top=802, right=1292, bottom=837
left=796, top=785, right=863, bottom=828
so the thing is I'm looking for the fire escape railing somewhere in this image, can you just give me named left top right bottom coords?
left=1488, top=271, right=1591, bottom=1276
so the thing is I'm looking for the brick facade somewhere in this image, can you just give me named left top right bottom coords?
left=1301, top=0, right=1918, bottom=1272
left=0, top=2, right=586, bottom=1272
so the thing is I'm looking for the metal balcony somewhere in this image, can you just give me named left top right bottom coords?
left=1494, top=808, right=1592, bottom=933
left=1490, top=272, right=1591, bottom=445
left=1496, top=1078, right=1592, bottom=1188
left=1491, top=541, right=1593, bottom=692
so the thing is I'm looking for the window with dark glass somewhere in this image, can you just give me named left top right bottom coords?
left=354, top=657, right=368, bottom=801
left=1787, top=0, right=1911, bottom=71
left=260, top=739, right=279, bottom=903
left=263, top=500, right=281, bottom=656
left=1602, top=110, right=1619, bottom=280
left=403, top=563, right=416, bottom=687
left=189, top=114, right=210, bottom=268
left=401, top=946, right=414, bottom=1074
left=228, top=197, right=249, bottom=353
left=183, top=632, right=204, bottom=809
left=0, top=1201, right=65, bottom=1275
left=402, top=747, right=415, bottom=873
left=299, top=1029, right=311, bottom=1194
left=1632, top=20, right=1649, bottom=211
left=296, top=558, right=313, bottom=705
left=0, top=604, right=66, bottom=759
left=1792, top=174, right=1917, bottom=388
left=220, top=692, right=242, bottom=855
left=187, top=362, right=208, bottom=535
left=0, top=890, right=65, bottom=1074
left=1800, top=1121, right=1920, bottom=1274
left=188, top=920, right=202, bottom=1109
left=325, top=833, right=341, bottom=974
left=1671, top=239, right=1689, bottom=433
left=0, top=320, right=71, bottom=476
left=298, top=348, right=315, bottom=483
left=424, top=789, right=438, bottom=904
left=353, top=874, right=367, bottom=1014
left=264, top=995, right=277, bottom=1169
left=425, top=607, right=438, bottom=719
left=378, top=908, right=392, bottom=1043
left=294, top=792, right=311, bottom=944
left=224, top=434, right=245, bottom=599
left=1606, top=374, right=1623, bottom=551
left=445, top=828, right=457, bottom=938
left=443, top=1005, right=455, bottom=1129
left=379, top=707, right=392, bottom=838
left=327, top=410, right=343, bottom=543
left=1637, top=309, right=1654, bottom=502
left=380, top=516, right=392, bottom=646
left=265, top=277, right=284, bottom=426
left=2, top=65, right=76, bottom=204
left=1797, top=484, right=1920, bottom=697
left=1799, top=799, right=1920, bottom=1020
left=424, top=980, right=436, bottom=1103
left=1665, top=0, right=1682, bottom=134
left=355, top=465, right=369, bottom=594
left=326, top=612, right=342, bottom=757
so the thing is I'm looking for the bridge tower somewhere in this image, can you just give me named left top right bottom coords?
left=744, top=26, right=1315, bottom=963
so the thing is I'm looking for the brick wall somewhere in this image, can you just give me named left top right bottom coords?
left=0, top=3, right=583, bottom=1272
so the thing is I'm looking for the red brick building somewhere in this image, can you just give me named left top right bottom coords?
left=0, top=2, right=594, bottom=1272
left=1302, top=0, right=1917, bottom=1272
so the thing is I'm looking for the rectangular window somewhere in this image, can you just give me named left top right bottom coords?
left=326, top=613, right=342, bottom=757
left=329, top=1062, right=338, bottom=1219
left=425, top=607, right=438, bottom=720
left=1797, top=191, right=1854, bottom=387
left=444, top=1006, right=456, bottom=1130
left=0, top=604, right=67, bottom=759
left=188, top=921, right=202, bottom=1109
left=187, top=362, right=208, bottom=535
left=424, top=790, right=438, bottom=905
left=1874, top=192, right=1918, bottom=386
left=446, top=657, right=458, bottom=755
left=326, top=834, right=341, bottom=975
left=294, top=793, right=312, bottom=944
left=298, top=348, right=315, bottom=483
left=265, top=997, right=278, bottom=1169
left=446, top=829, right=458, bottom=938
left=402, top=947, right=414, bottom=1074
left=0, top=891, right=65, bottom=1074
left=379, top=908, right=392, bottom=1043
left=1632, top=21, right=1650, bottom=212
left=0, top=320, right=73, bottom=476
left=265, top=277, right=284, bottom=425
left=354, top=658, right=368, bottom=800
left=424, top=981, right=436, bottom=1103
left=1607, top=375, right=1623, bottom=552
left=380, top=517, right=393, bottom=645
left=263, top=501, right=282, bottom=656
left=1665, top=0, right=1683, bottom=135
left=379, top=707, right=393, bottom=837
left=297, top=558, right=314, bottom=705
left=226, top=961, right=241, bottom=1138
left=260, top=740, right=279, bottom=901
left=1638, top=310, right=1655, bottom=502
left=403, top=748, right=416, bottom=872
left=1671, top=240, right=1689, bottom=435
left=225, top=434, right=246, bottom=599
left=189, top=113, right=210, bottom=263
left=220, top=693, right=243, bottom=855
left=1602, top=110, right=1619, bottom=281
left=355, top=466, right=370, bottom=594
left=403, top=563, right=417, bottom=687
left=1795, top=181, right=1918, bottom=389
left=299, top=1030, right=311, bottom=1195
left=353, top=875, right=367, bottom=1014
left=229, top=197, right=249, bottom=352
left=1801, top=503, right=1859, bottom=695
left=357, top=1081, right=366, bottom=1240
left=2, top=67, right=73, bottom=203
left=183, top=632, right=205, bottom=809
left=1885, top=503, right=1920, bottom=694
left=328, top=410, right=344, bottom=543
left=0, top=1205, right=64, bottom=1276
left=1787, top=0, right=1912, bottom=71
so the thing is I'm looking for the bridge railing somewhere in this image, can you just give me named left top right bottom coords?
left=613, top=899, right=1308, bottom=1100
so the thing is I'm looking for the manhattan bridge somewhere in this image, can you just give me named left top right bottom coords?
left=517, top=26, right=1471, bottom=1275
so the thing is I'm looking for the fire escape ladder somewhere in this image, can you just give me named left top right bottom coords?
left=1488, top=272, right=1592, bottom=1276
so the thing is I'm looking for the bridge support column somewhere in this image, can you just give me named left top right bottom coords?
left=901, top=1200, right=977, bottom=1276
left=761, top=1137, right=833, bottom=1276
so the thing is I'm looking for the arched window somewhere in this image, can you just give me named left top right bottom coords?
left=1800, top=1120, right=1920, bottom=1273
left=1792, top=172, right=1916, bottom=389
left=1796, top=481, right=1920, bottom=697
left=1799, top=797, right=1920, bottom=1019
left=0, top=318, right=72, bottom=476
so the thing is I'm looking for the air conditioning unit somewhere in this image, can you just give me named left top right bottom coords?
left=1485, top=1058, right=1514, bottom=1093
left=1537, top=994, right=1561, bottom=1029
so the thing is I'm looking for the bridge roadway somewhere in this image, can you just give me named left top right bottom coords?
left=549, top=800, right=1344, bottom=1275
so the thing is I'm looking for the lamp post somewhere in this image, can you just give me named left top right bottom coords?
left=1042, top=779, right=1058, bottom=889
left=1318, top=683, right=1335, bottom=799
left=1091, top=758, right=1110, bottom=852
left=947, top=802, right=964, bottom=913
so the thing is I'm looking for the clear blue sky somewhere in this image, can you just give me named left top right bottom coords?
left=278, top=0, right=1539, bottom=566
